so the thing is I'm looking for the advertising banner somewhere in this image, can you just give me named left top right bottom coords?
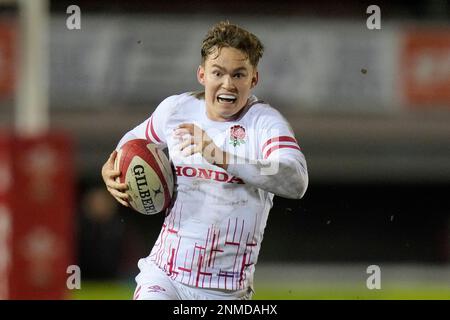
left=401, top=28, right=450, bottom=107
left=49, top=17, right=398, bottom=112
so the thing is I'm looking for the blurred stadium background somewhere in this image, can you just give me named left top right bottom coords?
left=0, top=0, right=449, bottom=299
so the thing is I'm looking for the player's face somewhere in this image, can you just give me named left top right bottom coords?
left=197, top=46, right=258, bottom=121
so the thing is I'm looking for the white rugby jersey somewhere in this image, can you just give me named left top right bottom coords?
left=117, top=92, right=308, bottom=291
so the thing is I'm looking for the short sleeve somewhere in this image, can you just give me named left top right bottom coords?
left=116, top=95, right=179, bottom=150
left=144, top=95, right=179, bottom=145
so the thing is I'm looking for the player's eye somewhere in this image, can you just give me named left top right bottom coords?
left=234, top=73, right=245, bottom=79
left=213, top=71, right=222, bottom=77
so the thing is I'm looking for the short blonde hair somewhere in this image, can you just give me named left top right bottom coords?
left=200, top=21, right=264, bottom=68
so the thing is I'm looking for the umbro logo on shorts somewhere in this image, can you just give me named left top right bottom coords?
left=148, top=285, right=166, bottom=293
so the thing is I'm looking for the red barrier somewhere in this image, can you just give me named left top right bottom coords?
left=0, top=132, right=74, bottom=299
left=0, top=132, right=12, bottom=300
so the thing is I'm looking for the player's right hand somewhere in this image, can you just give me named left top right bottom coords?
left=101, top=150, right=130, bottom=207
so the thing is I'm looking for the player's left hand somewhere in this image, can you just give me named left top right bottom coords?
left=173, top=123, right=228, bottom=168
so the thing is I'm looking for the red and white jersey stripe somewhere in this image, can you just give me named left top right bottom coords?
left=145, top=116, right=163, bottom=144
left=261, top=135, right=301, bottom=159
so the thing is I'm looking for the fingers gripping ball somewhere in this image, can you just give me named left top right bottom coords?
left=114, top=139, right=174, bottom=215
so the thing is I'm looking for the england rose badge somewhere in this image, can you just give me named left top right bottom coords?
left=229, top=125, right=246, bottom=147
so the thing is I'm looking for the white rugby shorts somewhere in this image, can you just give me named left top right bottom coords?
left=133, top=258, right=253, bottom=300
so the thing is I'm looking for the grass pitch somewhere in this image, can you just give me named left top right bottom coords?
left=72, top=264, right=450, bottom=300
left=72, top=281, right=450, bottom=300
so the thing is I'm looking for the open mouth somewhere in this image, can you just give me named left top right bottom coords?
left=217, top=94, right=237, bottom=104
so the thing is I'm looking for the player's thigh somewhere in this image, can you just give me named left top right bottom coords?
left=134, top=259, right=180, bottom=300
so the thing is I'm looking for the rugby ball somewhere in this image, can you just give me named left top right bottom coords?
left=114, top=139, right=174, bottom=215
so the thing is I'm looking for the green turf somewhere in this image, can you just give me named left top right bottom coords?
left=71, top=281, right=134, bottom=300
left=252, top=283, right=450, bottom=300
left=71, top=281, right=450, bottom=300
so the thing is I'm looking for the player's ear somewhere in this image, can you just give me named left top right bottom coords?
left=197, top=65, right=206, bottom=86
left=250, top=70, right=259, bottom=89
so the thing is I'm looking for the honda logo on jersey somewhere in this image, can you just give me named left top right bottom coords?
left=174, top=165, right=244, bottom=184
